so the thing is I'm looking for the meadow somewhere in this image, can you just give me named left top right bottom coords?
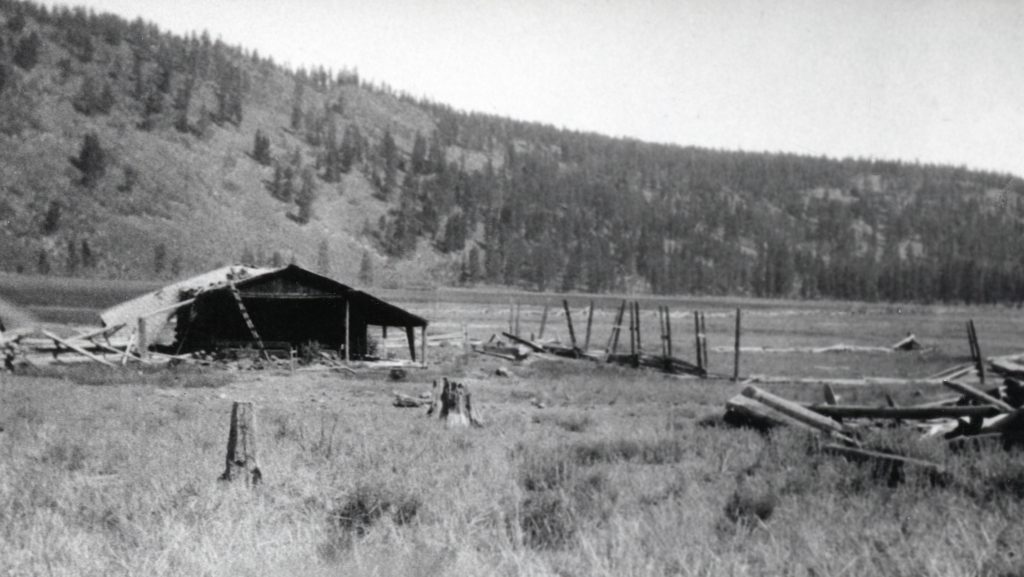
left=3, top=277, right=1024, bottom=576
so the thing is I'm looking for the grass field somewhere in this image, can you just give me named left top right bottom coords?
left=3, top=277, right=1024, bottom=575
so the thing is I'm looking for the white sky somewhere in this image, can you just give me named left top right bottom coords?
left=52, top=0, right=1024, bottom=178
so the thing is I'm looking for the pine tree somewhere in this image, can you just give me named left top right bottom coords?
left=36, top=249, right=50, bottom=275
left=411, top=131, right=427, bottom=174
left=41, top=201, right=61, bottom=235
left=358, top=250, right=374, bottom=285
left=252, top=129, right=272, bottom=165
left=154, top=243, right=167, bottom=275
left=316, top=239, right=331, bottom=275
left=71, top=133, right=107, bottom=188
left=13, top=32, right=41, bottom=71
left=66, top=239, right=79, bottom=275
left=295, top=166, right=317, bottom=223
left=81, top=239, right=94, bottom=268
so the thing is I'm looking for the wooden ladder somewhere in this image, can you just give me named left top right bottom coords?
left=227, top=280, right=268, bottom=359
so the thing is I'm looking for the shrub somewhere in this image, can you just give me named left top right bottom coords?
left=328, top=483, right=421, bottom=539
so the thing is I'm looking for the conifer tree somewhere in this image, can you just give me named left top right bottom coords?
left=71, top=132, right=107, bottom=188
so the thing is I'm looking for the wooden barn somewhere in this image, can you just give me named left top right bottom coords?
left=100, top=265, right=428, bottom=361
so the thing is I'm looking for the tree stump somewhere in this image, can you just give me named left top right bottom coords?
left=427, top=378, right=483, bottom=428
left=219, top=401, right=263, bottom=485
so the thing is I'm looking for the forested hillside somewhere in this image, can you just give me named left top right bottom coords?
left=1, top=0, right=1022, bottom=303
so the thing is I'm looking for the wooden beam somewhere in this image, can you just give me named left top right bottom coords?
left=41, top=330, right=116, bottom=368
left=501, top=331, right=546, bottom=353
left=810, top=404, right=999, bottom=419
left=345, top=299, right=351, bottom=362
left=563, top=300, right=578, bottom=353
left=421, top=325, right=427, bottom=367
left=406, top=326, right=416, bottom=362
left=742, top=385, right=857, bottom=443
left=943, top=380, right=1014, bottom=412
left=583, top=300, right=594, bottom=351
left=137, top=318, right=149, bottom=361
left=538, top=302, right=549, bottom=339
left=693, top=310, right=702, bottom=372
left=821, top=443, right=944, bottom=472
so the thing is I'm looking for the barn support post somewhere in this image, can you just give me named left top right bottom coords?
left=137, top=318, right=148, bottom=360
left=421, top=325, right=427, bottom=367
left=344, top=299, right=351, bottom=362
left=406, top=326, right=416, bottom=362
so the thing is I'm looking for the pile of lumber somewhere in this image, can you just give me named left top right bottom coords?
left=725, top=377, right=1024, bottom=471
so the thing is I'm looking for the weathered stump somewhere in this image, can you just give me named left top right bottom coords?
left=427, top=378, right=483, bottom=428
left=219, top=401, right=263, bottom=485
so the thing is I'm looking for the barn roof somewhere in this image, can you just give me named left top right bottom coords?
left=100, top=264, right=427, bottom=334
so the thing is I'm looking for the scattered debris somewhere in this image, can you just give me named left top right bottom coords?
left=393, top=392, right=430, bottom=408
left=495, top=367, right=512, bottom=377
left=389, top=368, right=408, bottom=381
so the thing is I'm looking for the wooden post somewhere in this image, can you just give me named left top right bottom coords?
left=406, top=326, right=416, bottom=362
left=693, top=310, right=702, bottom=372
left=508, top=300, right=515, bottom=334
left=700, top=312, right=708, bottom=371
left=563, top=299, right=578, bottom=353
left=344, top=299, right=351, bottom=362
left=463, top=323, right=470, bottom=362
left=733, top=308, right=742, bottom=382
left=630, top=303, right=638, bottom=356
left=539, top=302, right=549, bottom=339
left=514, top=302, right=521, bottom=338
left=665, top=306, right=673, bottom=361
left=220, top=401, right=262, bottom=485
left=137, top=317, right=149, bottom=361
left=583, top=301, right=594, bottom=352
left=628, top=301, right=636, bottom=358
left=420, top=325, right=427, bottom=367
left=607, top=299, right=626, bottom=357
left=969, top=320, right=986, bottom=385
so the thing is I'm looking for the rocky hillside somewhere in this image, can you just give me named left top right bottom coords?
left=1, top=0, right=1022, bottom=303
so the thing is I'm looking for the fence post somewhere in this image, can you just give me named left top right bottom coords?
left=733, top=308, right=742, bottom=382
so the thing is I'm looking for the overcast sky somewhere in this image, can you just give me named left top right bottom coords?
left=53, top=0, right=1024, bottom=178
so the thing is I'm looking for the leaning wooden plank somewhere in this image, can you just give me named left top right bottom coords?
left=926, top=362, right=975, bottom=381
left=821, top=444, right=945, bottom=473
left=742, top=386, right=858, bottom=442
left=41, top=330, right=116, bottom=367
left=809, top=404, right=999, bottom=420
left=942, top=380, right=1014, bottom=413
left=501, top=332, right=546, bottom=353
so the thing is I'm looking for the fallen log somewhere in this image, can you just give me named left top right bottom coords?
left=724, top=394, right=814, bottom=432
left=809, top=404, right=999, bottom=420
left=741, top=386, right=858, bottom=444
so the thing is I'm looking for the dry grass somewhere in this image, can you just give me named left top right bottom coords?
left=3, top=299, right=1024, bottom=575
